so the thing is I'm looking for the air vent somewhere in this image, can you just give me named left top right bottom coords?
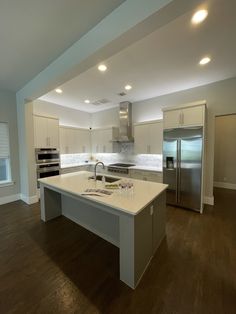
left=91, top=98, right=111, bottom=106
left=118, top=92, right=126, bottom=96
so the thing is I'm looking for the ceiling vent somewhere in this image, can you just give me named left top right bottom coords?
left=118, top=92, right=126, bottom=96
left=91, top=98, right=111, bottom=106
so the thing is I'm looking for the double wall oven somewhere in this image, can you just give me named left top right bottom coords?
left=35, top=148, right=60, bottom=188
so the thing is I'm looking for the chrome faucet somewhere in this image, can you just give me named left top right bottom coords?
left=94, top=161, right=105, bottom=181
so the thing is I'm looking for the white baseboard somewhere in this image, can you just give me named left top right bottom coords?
left=214, top=181, right=236, bottom=190
left=0, top=193, right=21, bottom=205
left=20, top=194, right=39, bottom=204
left=204, top=196, right=214, bottom=206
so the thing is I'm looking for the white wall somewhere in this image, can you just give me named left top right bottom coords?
left=214, top=114, right=236, bottom=189
left=133, top=76, right=236, bottom=203
left=34, top=99, right=91, bottom=128
left=0, top=90, right=20, bottom=204
left=91, top=107, right=119, bottom=128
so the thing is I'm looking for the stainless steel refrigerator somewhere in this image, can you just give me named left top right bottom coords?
left=163, top=127, right=203, bottom=212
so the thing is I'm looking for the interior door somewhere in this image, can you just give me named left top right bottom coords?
left=163, top=130, right=178, bottom=206
left=179, top=128, right=203, bottom=211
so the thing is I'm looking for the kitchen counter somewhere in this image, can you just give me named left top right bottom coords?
left=39, top=171, right=167, bottom=289
left=39, top=171, right=166, bottom=215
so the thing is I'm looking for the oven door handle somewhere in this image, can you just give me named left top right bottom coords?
left=37, top=167, right=60, bottom=174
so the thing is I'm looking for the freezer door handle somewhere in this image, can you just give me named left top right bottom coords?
left=176, top=139, right=181, bottom=203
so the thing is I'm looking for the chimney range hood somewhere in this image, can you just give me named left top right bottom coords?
left=115, top=101, right=134, bottom=143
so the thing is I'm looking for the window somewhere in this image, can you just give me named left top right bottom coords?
left=0, top=122, right=11, bottom=184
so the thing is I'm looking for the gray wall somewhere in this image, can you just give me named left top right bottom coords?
left=0, top=90, right=20, bottom=200
left=91, top=107, right=119, bottom=128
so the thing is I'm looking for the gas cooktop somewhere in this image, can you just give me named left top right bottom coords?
left=108, top=163, right=135, bottom=168
left=107, top=163, right=135, bottom=174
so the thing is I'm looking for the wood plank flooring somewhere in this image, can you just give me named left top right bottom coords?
left=0, top=187, right=236, bottom=314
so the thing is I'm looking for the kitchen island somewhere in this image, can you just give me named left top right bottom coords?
left=39, top=171, right=168, bottom=289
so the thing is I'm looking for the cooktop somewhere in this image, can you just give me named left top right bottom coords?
left=108, top=163, right=135, bottom=168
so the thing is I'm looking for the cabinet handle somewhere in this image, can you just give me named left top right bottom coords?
left=179, top=113, right=182, bottom=125
left=182, top=112, right=184, bottom=125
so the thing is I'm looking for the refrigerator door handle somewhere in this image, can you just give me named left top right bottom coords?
left=177, top=140, right=181, bottom=203
left=176, top=140, right=179, bottom=203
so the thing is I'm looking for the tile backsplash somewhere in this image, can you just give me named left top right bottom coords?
left=60, top=153, right=91, bottom=166
left=61, top=146, right=162, bottom=169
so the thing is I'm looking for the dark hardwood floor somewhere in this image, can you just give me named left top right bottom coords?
left=0, top=187, right=236, bottom=314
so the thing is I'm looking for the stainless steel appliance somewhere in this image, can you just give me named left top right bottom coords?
left=163, top=127, right=203, bottom=212
left=36, top=162, right=60, bottom=188
left=35, top=148, right=60, bottom=164
left=108, top=163, right=135, bottom=175
left=35, top=148, right=60, bottom=188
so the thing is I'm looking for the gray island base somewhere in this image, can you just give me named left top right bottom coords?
left=39, top=171, right=167, bottom=289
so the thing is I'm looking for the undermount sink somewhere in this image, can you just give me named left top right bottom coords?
left=88, top=175, right=120, bottom=183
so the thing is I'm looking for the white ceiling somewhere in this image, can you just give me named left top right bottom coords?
left=41, top=0, right=236, bottom=113
left=0, top=0, right=125, bottom=91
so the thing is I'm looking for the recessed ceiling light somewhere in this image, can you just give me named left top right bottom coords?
left=191, top=9, right=208, bottom=24
left=84, top=99, right=90, bottom=104
left=125, top=85, right=132, bottom=90
left=98, top=64, right=107, bottom=72
left=55, top=88, right=63, bottom=94
left=199, top=56, right=211, bottom=65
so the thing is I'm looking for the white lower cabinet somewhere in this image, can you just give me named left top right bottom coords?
left=129, top=169, right=162, bottom=183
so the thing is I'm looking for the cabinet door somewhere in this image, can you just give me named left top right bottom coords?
left=34, top=116, right=48, bottom=148
left=163, top=110, right=181, bottom=129
left=67, top=128, right=77, bottom=154
left=134, top=124, right=149, bottom=154
left=91, top=130, right=100, bottom=153
left=182, top=106, right=204, bottom=126
left=148, top=122, right=163, bottom=154
left=80, top=130, right=90, bottom=153
left=100, top=129, right=112, bottom=153
left=152, top=192, right=166, bottom=254
left=59, top=128, right=67, bottom=153
left=47, top=118, right=59, bottom=148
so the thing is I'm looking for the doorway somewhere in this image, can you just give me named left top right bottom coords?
left=214, top=114, right=236, bottom=190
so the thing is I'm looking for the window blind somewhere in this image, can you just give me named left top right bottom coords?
left=0, top=122, right=10, bottom=158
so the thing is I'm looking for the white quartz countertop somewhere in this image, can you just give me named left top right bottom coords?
left=39, top=171, right=167, bottom=216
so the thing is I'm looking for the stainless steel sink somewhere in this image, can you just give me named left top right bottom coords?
left=88, top=175, right=120, bottom=183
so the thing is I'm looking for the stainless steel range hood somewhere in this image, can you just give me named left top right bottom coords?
left=115, top=101, right=134, bottom=142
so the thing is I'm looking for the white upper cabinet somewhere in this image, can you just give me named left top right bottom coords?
left=163, top=104, right=205, bottom=129
left=134, top=120, right=163, bottom=154
left=91, top=127, right=119, bottom=153
left=34, top=115, right=59, bottom=148
left=59, top=126, right=90, bottom=154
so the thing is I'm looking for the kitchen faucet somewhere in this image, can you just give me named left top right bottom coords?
left=94, top=161, right=105, bottom=181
